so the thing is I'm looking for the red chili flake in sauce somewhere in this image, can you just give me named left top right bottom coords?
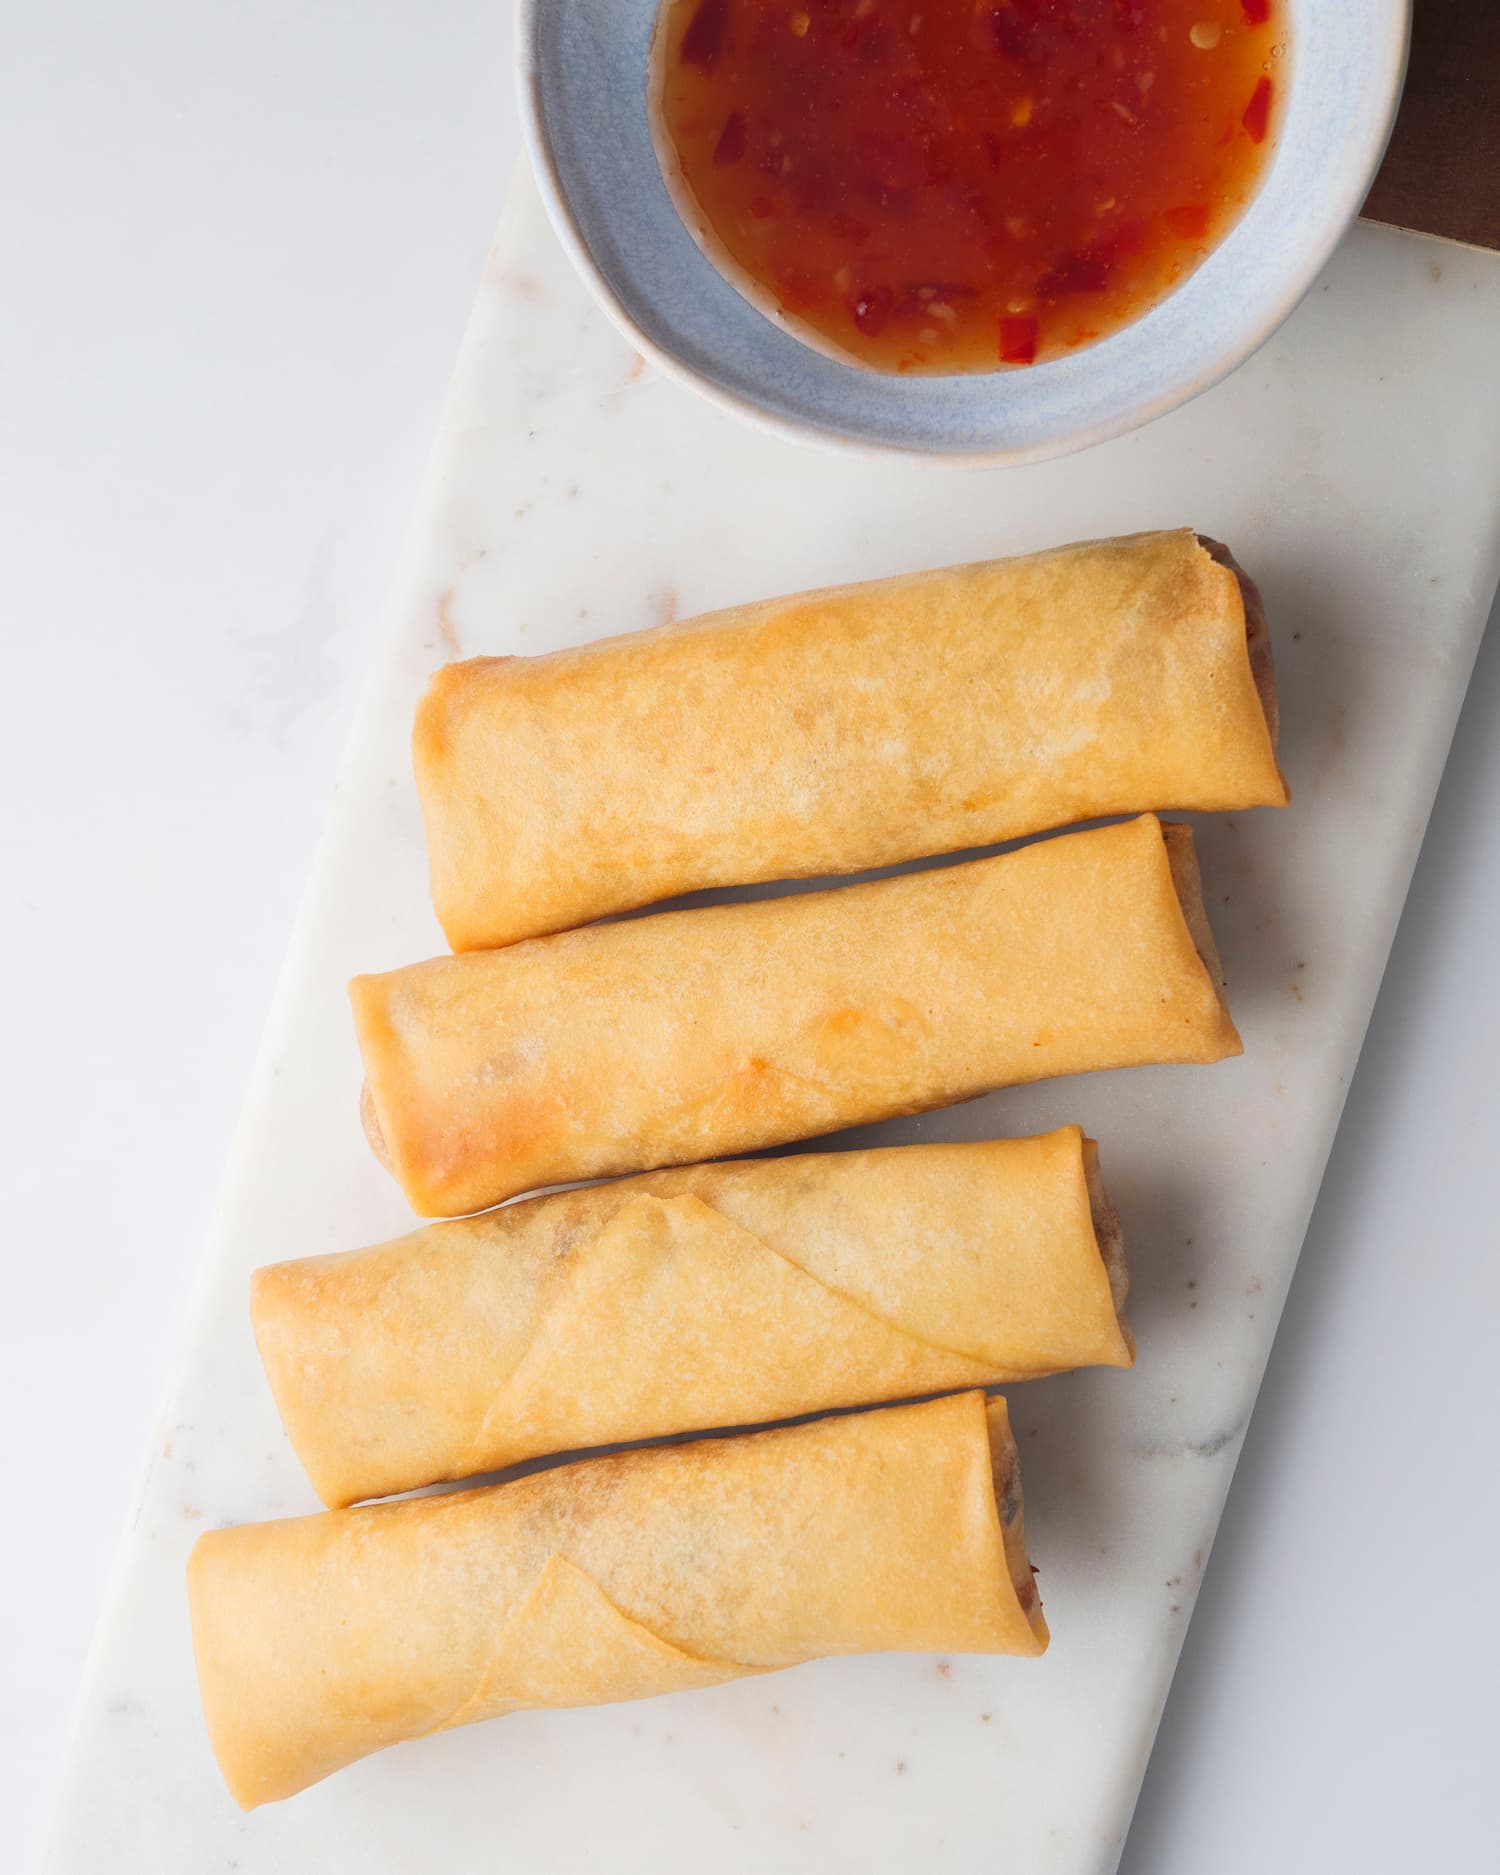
left=1164, top=203, right=1211, bottom=241
left=713, top=110, right=747, bottom=165
left=974, top=8, right=1038, bottom=65
left=679, top=0, right=730, bottom=69
left=853, top=285, right=894, bottom=335
left=1037, top=242, right=1116, bottom=297
left=657, top=0, right=1281, bottom=372
left=999, top=314, right=1039, bottom=364
left=1242, top=75, right=1274, bottom=144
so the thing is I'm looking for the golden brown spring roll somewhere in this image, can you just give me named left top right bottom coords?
left=255, top=1129, right=1130, bottom=1507
left=188, top=1392, right=1044, bottom=1808
left=417, top=528, right=1286, bottom=951
left=352, top=814, right=1239, bottom=1217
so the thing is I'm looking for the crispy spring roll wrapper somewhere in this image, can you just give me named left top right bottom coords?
left=417, top=528, right=1287, bottom=951
left=352, top=814, right=1239, bottom=1217
left=188, top=1392, right=1045, bottom=1808
left=254, top=1129, right=1130, bottom=1507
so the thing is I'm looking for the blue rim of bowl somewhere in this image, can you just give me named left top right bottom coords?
left=517, top=0, right=1412, bottom=467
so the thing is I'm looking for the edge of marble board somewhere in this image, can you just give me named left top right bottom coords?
left=1357, top=212, right=1500, bottom=261
left=26, top=214, right=535, bottom=1875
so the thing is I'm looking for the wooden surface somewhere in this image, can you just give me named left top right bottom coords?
left=1363, top=0, right=1500, bottom=250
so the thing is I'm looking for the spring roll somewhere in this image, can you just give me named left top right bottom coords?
left=255, top=1129, right=1130, bottom=1507
left=188, top=1391, right=1045, bottom=1808
left=352, top=814, right=1239, bottom=1217
left=417, top=529, right=1286, bottom=951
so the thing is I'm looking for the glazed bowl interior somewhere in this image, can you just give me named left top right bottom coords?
left=520, top=0, right=1409, bottom=464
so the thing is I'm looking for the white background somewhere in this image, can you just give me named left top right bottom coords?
left=4, top=6, right=1496, bottom=1871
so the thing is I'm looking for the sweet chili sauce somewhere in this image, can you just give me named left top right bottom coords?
left=654, top=0, right=1284, bottom=373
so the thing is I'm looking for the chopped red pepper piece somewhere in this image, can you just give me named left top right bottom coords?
left=1242, top=76, right=1273, bottom=144
left=679, top=0, right=728, bottom=70
left=853, top=285, right=893, bottom=336
left=1000, top=313, right=1039, bottom=363
left=1164, top=204, right=1211, bottom=241
left=713, top=111, right=746, bottom=167
left=1241, top=0, right=1272, bottom=24
left=1037, top=243, right=1116, bottom=296
left=973, top=8, right=1038, bottom=65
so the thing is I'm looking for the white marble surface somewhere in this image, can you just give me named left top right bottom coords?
left=7, top=9, right=1500, bottom=1874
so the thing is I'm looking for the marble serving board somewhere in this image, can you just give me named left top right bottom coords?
left=41, top=172, right=1500, bottom=1875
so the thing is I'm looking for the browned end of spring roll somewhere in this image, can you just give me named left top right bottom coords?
left=351, top=813, right=1239, bottom=1216
left=188, top=1392, right=1045, bottom=1808
left=1198, top=534, right=1279, bottom=753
